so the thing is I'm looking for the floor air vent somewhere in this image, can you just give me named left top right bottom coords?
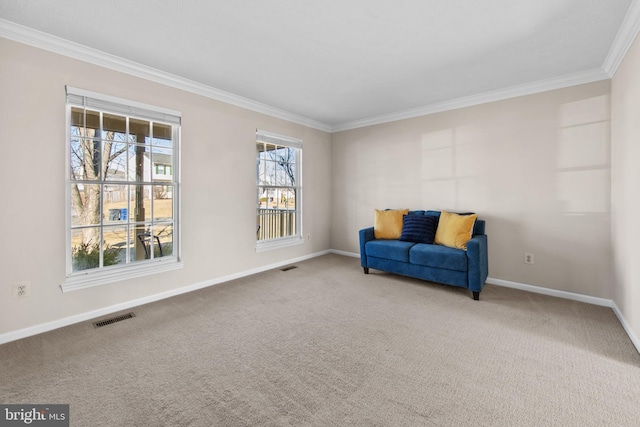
left=280, top=266, right=298, bottom=272
left=93, top=312, right=136, bottom=328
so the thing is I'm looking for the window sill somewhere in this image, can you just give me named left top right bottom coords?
left=61, top=258, right=184, bottom=292
left=256, top=236, right=304, bottom=253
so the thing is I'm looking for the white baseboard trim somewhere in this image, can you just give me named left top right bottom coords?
left=487, top=277, right=640, bottom=354
left=485, top=277, right=612, bottom=307
left=610, top=301, right=640, bottom=355
left=3, top=252, right=638, bottom=356
left=330, top=249, right=360, bottom=258
left=0, top=250, right=331, bottom=345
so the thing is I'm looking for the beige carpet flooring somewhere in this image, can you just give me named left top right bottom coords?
left=1, top=254, right=639, bottom=426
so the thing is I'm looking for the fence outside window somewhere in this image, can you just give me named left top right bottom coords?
left=257, top=208, right=296, bottom=240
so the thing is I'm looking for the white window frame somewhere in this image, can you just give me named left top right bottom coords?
left=256, top=129, right=303, bottom=252
left=62, top=87, right=182, bottom=292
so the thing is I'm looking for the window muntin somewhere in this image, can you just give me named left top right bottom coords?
left=66, top=88, right=180, bottom=283
left=256, top=131, right=302, bottom=246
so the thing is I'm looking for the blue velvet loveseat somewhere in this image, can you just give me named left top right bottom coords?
left=359, top=210, right=488, bottom=300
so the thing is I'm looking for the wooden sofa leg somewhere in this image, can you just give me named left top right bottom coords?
left=472, top=291, right=479, bottom=301
left=364, top=267, right=369, bottom=274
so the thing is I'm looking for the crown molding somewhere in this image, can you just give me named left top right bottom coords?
left=0, top=17, right=623, bottom=135
left=331, top=68, right=610, bottom=132
left=0, top=19, right=333, bottom=133
left=603, top=0, right=640, bottom=77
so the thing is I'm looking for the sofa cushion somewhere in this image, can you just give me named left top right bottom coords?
left=410, top=243, right=468, bottom=272
left=366, top=240, right=415, bottom=263
left=434, top=211, right=478, bottom=250
left=399, top=215, right=438, bottom=244
left=374, top=209, right=409, bottom=239
left=426, top=210, right=484, bottom=236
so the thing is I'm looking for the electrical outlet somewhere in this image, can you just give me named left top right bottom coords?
left=524, top=253, right=534, bottom=265
left=13, top=281, right=31, bottom=298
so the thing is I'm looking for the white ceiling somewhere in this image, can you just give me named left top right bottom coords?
left=0, top=0, right=637, bottom=131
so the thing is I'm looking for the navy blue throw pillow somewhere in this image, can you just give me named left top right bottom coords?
left=399, top=215, right=438, bottom=244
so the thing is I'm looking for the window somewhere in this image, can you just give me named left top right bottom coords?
left=63, top=87, right=181, bottom=291
left=256, top=130, right=302, bottom=250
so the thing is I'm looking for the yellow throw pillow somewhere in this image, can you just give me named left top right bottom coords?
left=374, top=209, right=409, bottom=239
left=434, top=211, right=478, bottom=250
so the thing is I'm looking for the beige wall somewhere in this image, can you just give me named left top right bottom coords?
left=331, top=81, right=612, bottom=298
left=2, top=33, right=636, bottom=344
left=0, top=38, right=332, bottom=337
left=611, top=33, right=640, bottom=343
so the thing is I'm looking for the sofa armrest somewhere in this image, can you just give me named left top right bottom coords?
left=359, top=227, right=375, bottom=267
left=466, top=234, right=488, bottom=293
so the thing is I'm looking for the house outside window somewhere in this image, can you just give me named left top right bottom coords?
left=64, top=87, right=182, bottom=291
left=256, top=130, right=302, bottom=251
